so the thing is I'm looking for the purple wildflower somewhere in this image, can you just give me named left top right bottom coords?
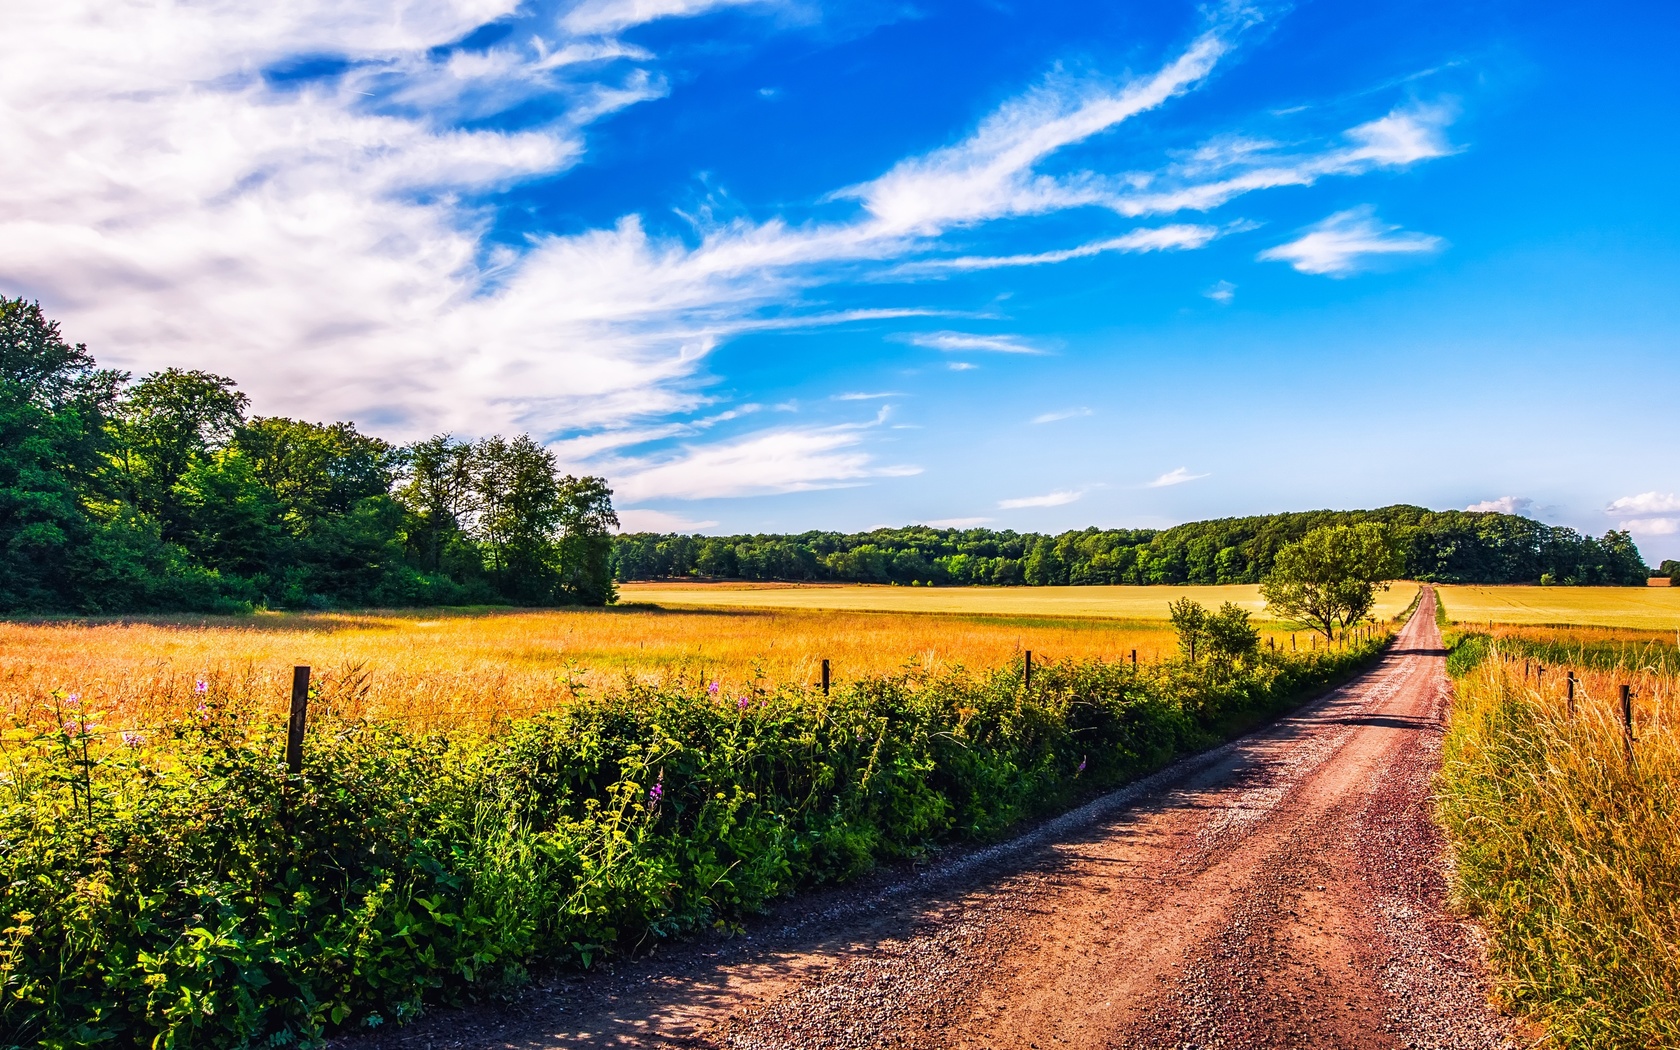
left=194, top=680, right=208, bottom=694
left=737, top=696, right=749, bottom=710
left=65, top=693, right=81, bottom=705
left=122, top=731, right=145, bottom=748
left=1076, top=756, right=1087, bottom=774
left=707, top=681, right=720, bottom=695
left=649, top=782, right=663, bottom=803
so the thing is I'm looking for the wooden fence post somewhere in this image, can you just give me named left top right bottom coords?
left=1622, top=684, right=1635, bottom=763
left=287, top=666, right=310, bottom=776
left=1566, top=671, right=1576, bottom=717
left=1130, top=649, right=1137, bottom=668
left=1024, top=651, right=1033, bottom=689
left=821, top=659, right=830, bottom=697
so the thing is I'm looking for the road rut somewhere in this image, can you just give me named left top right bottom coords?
left=348, top=586, right=1524, bottom=1050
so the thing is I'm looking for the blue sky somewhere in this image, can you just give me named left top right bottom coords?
left=4, top=0, right=1678, bottom=559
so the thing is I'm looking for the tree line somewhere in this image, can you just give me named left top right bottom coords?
left=614, top=506, right=1649, bottom=587
left=1, top=297, right=617, bottom=613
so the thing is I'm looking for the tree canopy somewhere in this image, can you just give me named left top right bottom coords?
left=0, top=296, right=618, bottom=613
left=612, top=507, right=1648, bottom=589
left=1259, top=523, right=1406, bottom=638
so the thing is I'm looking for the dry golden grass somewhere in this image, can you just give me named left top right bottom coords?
left=1440, top=642, right=1680, bottom=1045
left=1, top=606, right=1204, bottom=732
left=621, top=581, right=1421, bottom=619
left=1437, top=584, right=1680, bottom=630
left=4, top=584, right=1414, bottom=734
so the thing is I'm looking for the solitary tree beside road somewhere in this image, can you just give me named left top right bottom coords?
left=1260, top=523, right=1404, bottom=640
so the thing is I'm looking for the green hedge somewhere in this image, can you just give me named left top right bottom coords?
left=2, top=641, right=1386, bottom=1047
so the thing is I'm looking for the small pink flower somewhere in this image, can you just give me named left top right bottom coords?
left=122, top=731, right=144, bottom=747
left=737, top=696, right=749, bottom=710
left=707, top=681, right=720, bottom=695
left=194, top=680, right=208, bottom=694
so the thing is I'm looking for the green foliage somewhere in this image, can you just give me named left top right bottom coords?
left=1, top=640, right=1388, bottom=1047
left=1260, top=523, right=1403, bottom=639
left=1662, top=559, right=1680, bottom=584
left=0, top=298, right=618, bottom=614
left=613, top=506, right=1650, bottom=588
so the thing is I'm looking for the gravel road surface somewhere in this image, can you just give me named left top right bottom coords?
left=344, top=586, right=1526, bottom=1050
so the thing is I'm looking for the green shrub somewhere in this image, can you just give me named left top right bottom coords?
left=1, top=640, right=1386, bottom=1047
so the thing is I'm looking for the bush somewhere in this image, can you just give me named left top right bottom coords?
left=1, top=640, right=1388, bottom=1047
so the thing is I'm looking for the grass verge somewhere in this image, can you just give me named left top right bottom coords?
left=1437, top=641, right=1680, bottom=1048
left=3, top=638, right=1388, bottom=1048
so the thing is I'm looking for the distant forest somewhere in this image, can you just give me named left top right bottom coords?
left=613, top=506, right=1650, bottom=588
left=1, top=297, right=617, bottom=614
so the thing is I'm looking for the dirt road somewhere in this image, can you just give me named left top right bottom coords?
left=352, top=586, right=1522, bottom=1050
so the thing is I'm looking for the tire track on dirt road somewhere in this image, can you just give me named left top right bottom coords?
left=345, top=586, right=1525, bottom=1050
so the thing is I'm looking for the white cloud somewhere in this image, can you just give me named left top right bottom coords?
left=921, top=516, right=994, bottom=529
left=1608, top=493, right=1680, bottom=537
left=1258, top=206, right=1443, bottom=276
left=1032, top=407, right=1092, bottom=424
left=1622, top=518, right=1680, bottom=537
left=1, top=5, right=1459, bottom=506
left=904, top=332, right=1049, bottom=355
left=1147, top=467, right=1209, bottom=487
left=999, top=489, right=1083, bottom=509
left=833, top=391, right=902, bottom=401
left=562, top=0, right=776, bottom=35
left=1608, top=492, right=1680, bottom=515
left=844, top=29, right=1236, bottom=232
left=1204, top=280, right=1236, bottom=303
left=609, top=424, right=920, bottom=501
left=947, top=362, right=978, bottom=371
left=1467, top=496, right=1535, bottom=516
left=907, top=225, right=1219, bottom=272
left=615, top=508, right=720, bottom=532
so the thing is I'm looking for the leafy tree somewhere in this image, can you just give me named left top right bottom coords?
left=1205, top=602, right=1261, bottom=664
left=1662, top=559, right=1680, bottom=584
left=110, top=368, right=248, bottom=540
left=1260, top=523, right=1404, bottom=639
left=0, top=298, right=124, bottom=608
left=471, top=435, right=565, bottom=603
left=1168, top=597, right=1209, bottom=659
left=399, top=434, right=476, bottom=576
left=556, top=474, right=619, bottom=606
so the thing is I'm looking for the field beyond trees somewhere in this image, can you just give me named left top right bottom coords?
left=1437, top=584, right=1680, bottom=630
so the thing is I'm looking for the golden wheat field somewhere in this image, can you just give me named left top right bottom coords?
left=620, top=581, right=1422, bottom=619
left=1437, top=584, right=1680, bottom=630
left=1, top=583, right=1416, bottom=733
left=0, top=606, right=1170, bottom=732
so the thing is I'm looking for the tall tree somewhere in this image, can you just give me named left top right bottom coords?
left=0, top=298, right=124, bottom=608
left=557, top=473, right=619, bottom=605
left=111, top=368, right=248, bottom=540
left=1260, top=523, right=1404, bottom=639
left=470, top=434, right=565, bottom=603
left=398, top=434, right=475, bottom=575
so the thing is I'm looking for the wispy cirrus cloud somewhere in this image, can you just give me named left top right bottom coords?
left=615, top=508, right=720, bottom=533
left=609, top=423, right=921, bottom=502
left=1032, top=407, right=1092, bottom=424
left=904, top=224, right=1219, bottom=272
left=999, top=489, right=1084, bottom=509
left=562, top=0, right=779, bottom=35
left=1259, top=206, right=1443, bottom=275
left=3, top=3, right=1459, bottom=507
left=903, top=332, right=1050, bottom=355
left=833, top=391, right=903, bottom=401
left=1147, top=466, right=1210, bottom=487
